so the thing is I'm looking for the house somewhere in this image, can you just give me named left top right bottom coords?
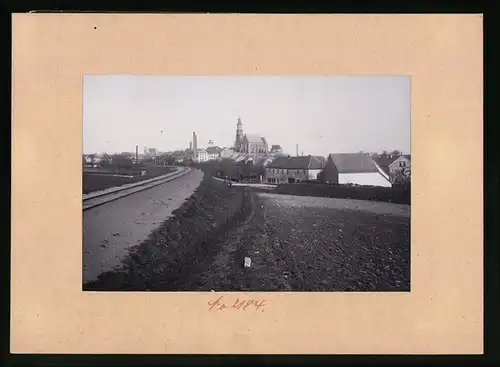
left=323, top=153, right=392, bottom=187
left=265, top=155, right=326, bottom=184
left=270, top=145, right=283, bottom=154
left=252, top=157, right=274, bottom=182
left=196, top=149, right=208, bottom=162
left=220, top=147, right=234, bottom=158
left=388, top=154, right=411, bottom=179
left=206, top=146, right=220, bottom=160
left=240, top=134, right=268, bottom=154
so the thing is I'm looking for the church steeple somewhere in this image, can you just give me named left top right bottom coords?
left=235, top=116, right=244, bottom=152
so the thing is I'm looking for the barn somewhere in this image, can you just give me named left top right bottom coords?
left=265, top=155, right=326, bottom=184
left=323, top=153, right=391, bottom=187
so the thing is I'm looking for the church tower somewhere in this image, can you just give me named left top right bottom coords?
left=235, top=117, right=244, bottom=152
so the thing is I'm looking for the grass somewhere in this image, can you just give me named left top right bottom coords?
left=83, top=166, right=176, bottom=194
left=83, top=174, right=251, bottom=291
left=268, top=182, right=411, bottom=205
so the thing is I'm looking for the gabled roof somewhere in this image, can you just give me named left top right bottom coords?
left=329, top=153, right=379, bottom=173
left=206, top=146, right=220, bottom=154
left=243, top=134, right=265, bottom=143
left=266, top=155, right=326, bottom=170
left=197, top=149, right=207, bottom=153
left=388, top=154, right=411, bottom=166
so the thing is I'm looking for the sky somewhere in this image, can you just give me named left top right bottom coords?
left=83, top=75, right=410, bottom=157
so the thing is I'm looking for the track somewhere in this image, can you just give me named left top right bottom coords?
left=82, top=167, right=204, bottom=284
left=83, top=166, right=191, bottom=211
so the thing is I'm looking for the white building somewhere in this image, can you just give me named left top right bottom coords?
left=323, top=153, right=391, bottom=187
left=196, top=149, right=208, bottom=162
left=206, top=146, right=220, bottom=161
left=265, top=155, right=326, bottom=184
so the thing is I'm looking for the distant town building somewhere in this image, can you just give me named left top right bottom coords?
left=196, top=148, right=208, bottom=162
left=270, top=145, right=283, bottom=154
left=388, top=154, right=411, bottom=182
left=206, top=146, right=220, bottom=160
left=220, top=147, right=234, bottom=158
left=233, top=117, right=268, bottom=154
left=241, top=134, right=268, bottom=154
left=265, top=155, right=325, bottom=184
left=322, top=153, right=391, bottom=187
left=234, top=117, right=244, bottom=152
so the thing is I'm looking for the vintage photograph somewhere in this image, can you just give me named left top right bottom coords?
left=82, top=75, right=411, bottom=292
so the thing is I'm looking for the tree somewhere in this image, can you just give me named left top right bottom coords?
left=390, top=150, right=401, bottom=157
left=392, top=166, right=411, bottom=187
left=111, top=154, right=134, bottom=170
left=100, top=153, right=111, bottom=167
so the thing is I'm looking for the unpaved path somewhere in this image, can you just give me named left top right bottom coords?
left=82, top=168, right=204, bottom=283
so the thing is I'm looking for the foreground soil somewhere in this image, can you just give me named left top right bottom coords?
left=199, top=193, right=410, bottom=292
left=84, top=177, right=410, bottom=292
left=83, top=166, right=176, bottom=194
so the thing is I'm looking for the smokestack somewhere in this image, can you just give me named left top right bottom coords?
left=135, top=145, right=139, bottom=161
left=192, top=132, right=197, bottom=160
left=296, top=144, right=299, bottom=157
left=301, top=151, right=304, bottom=156
left=189, top=141, right=192, bottom=150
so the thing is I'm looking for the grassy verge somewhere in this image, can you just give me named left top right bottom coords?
left=267, top=183, right=410, bottom=205
left=83, top=166, right=176, bottom=194
left=83, top=174, right=252, bottom=291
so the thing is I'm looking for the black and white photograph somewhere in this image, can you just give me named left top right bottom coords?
left=82, top=75, right=411, bottom=292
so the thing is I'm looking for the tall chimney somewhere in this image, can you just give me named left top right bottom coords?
left=296, top=144, right=299, bottom=157
left=189, top=141, right=192, bottom=150
left=192, top=132, right=197, bottom=160
left=135, top=145, right=139, bottom=161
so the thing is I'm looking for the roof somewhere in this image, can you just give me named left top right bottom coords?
left=271, top=145, right=282, bottom=149
left=243, top=134, right=265, bottom=143
left=329, top=153, right=379, bottom=173
left=266, top=155, right=326, bottom=170
left=197, top=149, right=207, bottom=153
left=388, top=154, right=411, bottom=166
left=206, top=147, right=220, bottom=154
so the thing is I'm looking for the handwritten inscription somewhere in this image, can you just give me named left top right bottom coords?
left=207, top=296, right=266, bottom=312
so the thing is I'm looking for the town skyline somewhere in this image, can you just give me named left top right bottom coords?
left=83, top=75, right=410, bottom=157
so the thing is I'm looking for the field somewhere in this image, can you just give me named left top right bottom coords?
left=84, top=175, right=410, bottom=292
left=271, top=182, right=411, bottom=205
left=83, top=166, right=176, bottom=194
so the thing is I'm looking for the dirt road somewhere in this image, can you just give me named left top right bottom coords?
left=82, top=168, right=204, bottom=284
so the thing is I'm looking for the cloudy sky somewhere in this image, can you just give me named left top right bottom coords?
left=83, top=75, right=410, bottom=157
